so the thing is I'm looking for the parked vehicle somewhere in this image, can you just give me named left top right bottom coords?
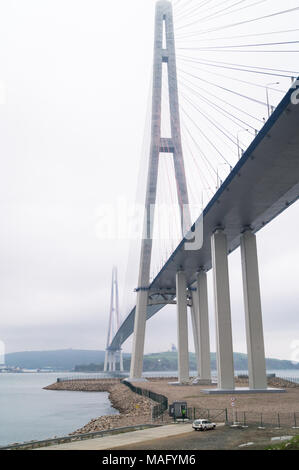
left=192, top=419, right=216, bottom=431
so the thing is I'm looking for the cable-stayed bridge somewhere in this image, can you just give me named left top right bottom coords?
left=105, top=0, right=299, bottom=392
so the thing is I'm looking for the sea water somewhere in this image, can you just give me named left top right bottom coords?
left=0, top=372, right=118, bottom=447
left=1, top=369, right=298, bottom=447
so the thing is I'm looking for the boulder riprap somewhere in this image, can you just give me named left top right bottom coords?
left=44, top=379, right=156, bottom=435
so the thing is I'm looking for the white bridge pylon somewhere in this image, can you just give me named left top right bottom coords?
left=129, top=0, right=211, bottom=384
left=104, top=267, right=124, bottom=372
left=128, top=0, right=269, bottom=392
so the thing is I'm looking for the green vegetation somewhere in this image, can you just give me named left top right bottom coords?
left=266, top=435, right=299, bottom=450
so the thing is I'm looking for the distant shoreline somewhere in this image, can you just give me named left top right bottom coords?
left=4, top=349, right=299, bottom=372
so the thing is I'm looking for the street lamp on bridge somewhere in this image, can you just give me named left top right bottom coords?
left=216, top=162, right=233, bottom=190
left=237, top=128, right=250, bottom=160
left=266, top=82, right=280, bottom=118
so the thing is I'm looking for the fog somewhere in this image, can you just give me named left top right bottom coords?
left=0, top=1, right=298, bottom=362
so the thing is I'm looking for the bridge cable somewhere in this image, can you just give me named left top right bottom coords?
left=179, top=80, right=258, bottom=133
left=176, top=55, right=299, bottom=80
left=177, top=72, right=265, bottom=124
left=175, top=6, right=299, bottom=38
left=176, top=0, right=268, bottom=31
left=178, top=68, right=269, bottom=107
left=177, top=60, right=286, bottom=95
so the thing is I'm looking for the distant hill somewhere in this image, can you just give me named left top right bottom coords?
left=5, top=349, right=107, bottom=370
left=5, top=349, right=299, bottom=372
left=140, top=351, right=299, bottom=372
left=76, top=351, right=299, bottom=372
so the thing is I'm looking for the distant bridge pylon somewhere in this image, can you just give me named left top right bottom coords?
left=104, top=266, right=124, bottom=372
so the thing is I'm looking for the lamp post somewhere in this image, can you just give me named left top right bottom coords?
left=216, top=162, right=233, bottom=189
left=237, top=129, right=249, bottom=160
left=266, top=82, right=280, bottom=118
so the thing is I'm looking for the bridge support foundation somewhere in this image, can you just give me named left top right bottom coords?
left=240, top=229, right=267, bottom=389
left=211, top=229, right=235, bottom=390
left=176, top=271, right=190, bottom=384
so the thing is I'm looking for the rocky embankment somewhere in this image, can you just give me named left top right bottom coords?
left=44, top=379, right=156, bottom=435
left=44, top=376, right=298, bottom=436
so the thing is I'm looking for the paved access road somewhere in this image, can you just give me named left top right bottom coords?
left=37, top=423, right=298, bottom=451
left=113, top=426, right=299, bottom=451
left=37, top=423, right=194, bottom=450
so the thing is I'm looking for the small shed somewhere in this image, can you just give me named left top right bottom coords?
left=169, top=401, right=188, bottom=418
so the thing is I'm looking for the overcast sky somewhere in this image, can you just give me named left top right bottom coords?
left=0, top=0, right=298, bottom=362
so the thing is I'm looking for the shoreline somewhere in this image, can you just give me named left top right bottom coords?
left=44, top=375, right=299, bottom=436
left=44, top=379, right=159, bottom=434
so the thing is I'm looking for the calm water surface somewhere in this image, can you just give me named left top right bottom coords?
left=1, top=369, right=298, bottom=446
left=0, top=373, right=118, bottom=446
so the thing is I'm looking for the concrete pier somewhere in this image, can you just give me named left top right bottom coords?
left=104, top=350, right=108, bottom=372
left=119, top=350, right=124, bottom=373
left=130, top=289, right=149, bottom=380
left=176, top=271, right=189, bottom=383
left=211, top=229, right=235, bottom=390
left=194, top=271, right=211, bottom=382
left=190, top=292, right=200, bottom=377
left=240, top=229, right=267, bottom=390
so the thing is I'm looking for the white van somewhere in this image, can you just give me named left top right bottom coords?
left=192, top=419, right=216, bottom=431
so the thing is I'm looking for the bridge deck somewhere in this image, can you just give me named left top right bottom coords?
left=110, top=82, right=299, bottom=351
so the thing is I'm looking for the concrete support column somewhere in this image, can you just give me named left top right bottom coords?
left=119, top=350, right=124, bottom=372
left=108, top=352, right=112, bottom=372
left=190, top=298, right=200, bottom=377
left=129, top=289, right=148, bottom=379
left=240, top=229, right=267, bottom=389
left=176, top=271, right=189, bottom=383
left=104, top=350, right=108, bottom=372
left=211, top=229, right=235, bottom=390
left=194, top=271, right=211, bottom=381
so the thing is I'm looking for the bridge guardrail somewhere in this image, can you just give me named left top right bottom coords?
left=0, top=423, right=161, bottom=451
